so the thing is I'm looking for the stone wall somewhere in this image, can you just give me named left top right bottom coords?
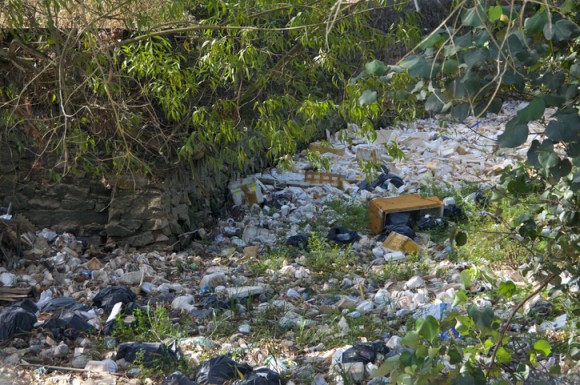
left=0, top=145, right=111, bottom=242
left=0, top=144, right=231, bottom=248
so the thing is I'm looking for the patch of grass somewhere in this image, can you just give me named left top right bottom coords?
left=324, top=198, right=370, bottom=234
left=112, top=305, right=185, bottom=343
left=304, top=232, right=355, bottom=278
left=246, top=246, right=291, bottom=276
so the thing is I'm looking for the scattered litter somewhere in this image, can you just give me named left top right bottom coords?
left=382, top=232, right=422, bottom=254
left=195, top=355, right=253, bottom=385
left=162, top=371, right=198, bottom=385
left=286, top=233, right=311, bottom=249
left=116, top=342, right=179, bottom=368
left=369, top=195, right=444, bottom=234
left=376, top=224, right=416, bottom=241
left=229, top=176, right=264, bottom=206
left=0, top=302, right=37, bottom=340
left=92, top=286, right=137, bottom=313
left=326, top=226, right=361, bottom=245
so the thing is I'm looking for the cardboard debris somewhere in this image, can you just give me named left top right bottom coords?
left=309, top=142, right=346, bottom=156
left=369, top=195, right=444, bottom=234
left=355, top=147, right=382, bottom=162
left=0, top=286, right=33, bottom=302
left=304, top=171, right=346, bottom=189
left=382, top=232, right=422, bottom=254
left=229, top=176, right=264, bottom=206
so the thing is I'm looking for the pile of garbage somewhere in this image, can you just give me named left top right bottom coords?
left=0, top=101, right=578, bottom=385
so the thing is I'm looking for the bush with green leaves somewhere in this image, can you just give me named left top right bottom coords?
left=351, top=0, right=579, bottom=287
left=0, top=0, right=425, bottom=178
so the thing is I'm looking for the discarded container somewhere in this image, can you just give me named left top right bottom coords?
left=304, top=170, right=346, bottom=189
left=229, top=176, right=264, bottom=206
left=382, top=232, right=422, bottom=253
left=369, top=195, right=444, bottom=234
left=309, top=142, right=346, bottom=156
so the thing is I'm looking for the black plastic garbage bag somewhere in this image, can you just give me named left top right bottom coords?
left=327, top=226, right=361, bottom=245
left=358, top=170, right=404, bottom=192
left=116, top=342, right=178, bottom=368
left=232, top=368, right=284, bottom=385
left=466, top=192, right=489, bottom=208
left=416, top=215, right=447, bottom=231
left=385, top=212, right=412, bottom=226
left=0, top=304, right=37, bottom=341
left=39, top=296, right=89, bottom=313
left=42, top=312, right=94, bottom=340
left=443, top=204, right=465, bottom=221
left=93, top=286, right=137, bottom=313
left=376, top=225, right=416, bottom=242
left=162, top=371, right=199, bottom=385
left=286, top=233, right=311, bottom=249
left=342, top=341, right=389, bottom=364
left=195, top=356, right=253, bottom=385
left=379, top=173, right=405, bottom=189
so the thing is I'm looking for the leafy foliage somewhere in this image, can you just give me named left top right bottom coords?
left=0, top=0, right=418, bottom=178
left=351, top=0, right=579, bottom=286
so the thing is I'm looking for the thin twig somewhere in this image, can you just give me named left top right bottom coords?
left=487, top=272, right=559, bottom=374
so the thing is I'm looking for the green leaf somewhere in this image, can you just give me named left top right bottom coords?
left=542, top=72, right=566, bottom=91
left=426, top=92, right=444, bottom=113
left=448, top=348, right=462, bottom=364
left=534, top=340, right=552, bottom=356
left=453, top=290, right=468, bottom=307
left=371, top=355, right=400, bottom=378
left=546, top=113, right=580, bottom=143
left=496, top=347, right=513, bottom=364
left=442, top=59, right=459, bottom=74
left=451, top=103, right=469, bottom=121
left=454, top=32, right=472, bottom=49
left=455, top=231, right=468, bottom=246
left=463, top=48, right=489, bottom=68
left=359, top=90, right=377, bottom=105
left=468, top=305, right=494, bottom=328
left=517, top=98, right=545, bottom=123
left=488, top=6, right=502, bottom=22
left=400, top=55, right=426, bottom=78
left=365, top=60, right=388, bottom=76
left=498, top=281, right=517, bottom=298
left=527, top=140, right=554, bottom=168
left=401, top=330, right=420, bottom=349
left=397, top=373, right=413, bottom=385
left=498, top=117, right=528, bottom=148
left=549, top=158, right=572, bottom=181
left=460, top=269, right=474, bottom=289
left=462, top=6, right=487, bottom=28
left=525, top=11, right=548, bottom=33
left=420, top=33, right=444, bottom=49
left=544, top=19, right=580, bottom=41
left=416, top=315, right=440, bottom=343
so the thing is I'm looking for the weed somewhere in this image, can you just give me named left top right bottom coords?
left=304, top=232, right=354, bottom=277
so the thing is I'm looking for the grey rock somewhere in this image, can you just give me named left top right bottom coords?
left=200, top=272, right=227, bottom=288
left=54, top=343, right=69, bottom=358
left=118, top=270, right=144, bottom=286
left=172, top=295, right=196, bottom=313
